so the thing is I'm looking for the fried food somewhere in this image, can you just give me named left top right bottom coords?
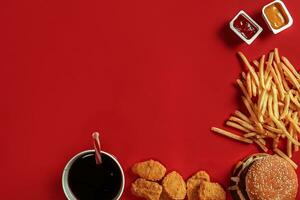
left=229, top=154, right=298, bottom=200
left=131, top=178, right=163, bottom=200
left=186, top=171, right=210, bottom=200
left=198, top=181, right=226, bottom=200
left=211, top=49, right=300, bottom=168
left=159, top=191, right=172, bottom=200
left=132, top=160, right=167, bottom=181
left=162, top=171, right=186, bottom=200
left=211, top=127, right=252, bottom=144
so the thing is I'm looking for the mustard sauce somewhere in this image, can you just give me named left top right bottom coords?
left=264, top=3, right=288, bottom=29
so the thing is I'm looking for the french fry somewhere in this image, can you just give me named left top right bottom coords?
left=274, top=48, right=280, bottom=63
left=287, top=115, right=300, bottom=133
left=268, top=52, right=275, bottom=65
left=292, top=113, right=299, bottom=152
left=273, top=61, right=284, bottom=100
left=265, top=65, right=271, bottom=83
left=263, top=124, right=283, bottom=134
left=241, top=72, right=246, bottom=80
left=242, top=96, right=258, bottom=122
left=211, top=127, right=253, bottom=144
left=254, top=139, right=268, bottom=152
left=229, top=116, right=255, bottom=131
left=274, top=148, right=298, bottom=169
left=289, top=91, right=300, bottom=108
left=271, top=63, right=285, bottom=100
left=260, top=94, right=268, bottom=122
left=273, top=62, right=283, bottom=87
left=258, top=138, right=266, bottom=145
left=237, top=79, right=252, bottom=104
left=280, top=94, right=290, bottom=119
left=253, top=60, right=259, bottom=68
left=280, top=62, right=300, bottom=91
left=226, top=121, right=251, bottom=133
left=238, top=52, right=259, bottom=87
left=234, top=110, right=251, bottom=123
left=270, top=115, right=300, bottom=146
left=255, top=134, right=266, bottom=139
left=288, top=124, right=293, bottom=158
left=264, top=130, right=277, bottom=138
left=254, top=122, right=264, bottom=134
left=272, top=85, right=279, bottom=119
left=268, top=95, right=274, bottom=119
left=281, top=56, right=300, bottom=80
left=251, top=77, right=257, bottom=97
left=244, top=132, right=257, bottom=138
left=290, top=89, right=298, bottom=96
left=259, top=55, right=265, bottom=89
left=265, top=52, right=274, bottom=81
left=258, top=89, right=268, bottom=111
left=278, top=62, right=291, bottom=91
left=246, top=73, right=252, bottom=98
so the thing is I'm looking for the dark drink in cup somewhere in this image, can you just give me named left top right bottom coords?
left=62, top=150, right=125, bottom=200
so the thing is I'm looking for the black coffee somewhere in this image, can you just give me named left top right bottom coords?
left=68, top=152, right=122, bottom=200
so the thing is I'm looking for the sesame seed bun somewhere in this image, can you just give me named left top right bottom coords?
left=229, top=153, right=298, bottom=200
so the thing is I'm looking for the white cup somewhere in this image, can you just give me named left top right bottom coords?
left=62, top=150, right=125, bottom=200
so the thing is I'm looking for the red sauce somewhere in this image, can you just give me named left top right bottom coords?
left=233, top=14, right=258, bottom=40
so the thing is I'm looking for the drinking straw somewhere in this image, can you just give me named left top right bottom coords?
left=92, top=132, right=102, bottom=165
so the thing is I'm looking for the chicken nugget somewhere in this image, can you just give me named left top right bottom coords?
left=162, top=171, right=186, bottom=200
left=186, top=171, right=210, bottom=200
left=159, top=190, right=172, bottom=200
left=131, top=178, right=163, bottom=200
left=132, top=160, right=166, bottom=181
left=198, top=181, right=226, bottom=200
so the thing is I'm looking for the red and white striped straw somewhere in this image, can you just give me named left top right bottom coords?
left=92, top=132, right=102, bottom=165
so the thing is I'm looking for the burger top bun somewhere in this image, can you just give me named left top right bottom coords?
left=246, top=155, right=298, bottom=200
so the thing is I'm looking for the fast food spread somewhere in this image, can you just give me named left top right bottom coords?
left=131, top=47, right=300, bottom=200
left=113, top=2, right=299, bottom=200
left=6, top=0, right=300, bottom=198
left=130, top=160, right=225, bottom=200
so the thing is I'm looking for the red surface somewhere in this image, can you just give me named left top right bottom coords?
left=1, top=0, right=300, bottom=199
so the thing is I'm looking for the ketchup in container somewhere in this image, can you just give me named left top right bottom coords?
left=233, top=14, right=258, bottom=40
left=229, top=11, right=263, bottom=45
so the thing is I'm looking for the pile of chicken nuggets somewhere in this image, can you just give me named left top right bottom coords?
left=131, top=160, right=226, bottom=200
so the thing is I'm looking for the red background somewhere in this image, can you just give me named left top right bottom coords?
left=1, top=0, right=300, bottom=199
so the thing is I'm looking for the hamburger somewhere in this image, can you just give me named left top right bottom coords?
left=229, top=153, right=298, bottom=200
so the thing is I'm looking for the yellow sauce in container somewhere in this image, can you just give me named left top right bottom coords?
left=264, top=3, right=289, bottom=29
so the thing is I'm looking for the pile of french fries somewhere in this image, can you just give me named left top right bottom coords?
left=212, top=48, right=300, bottom=169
